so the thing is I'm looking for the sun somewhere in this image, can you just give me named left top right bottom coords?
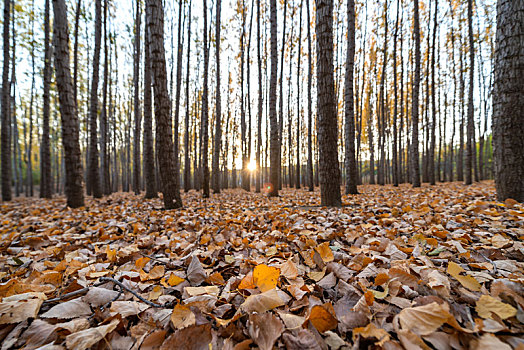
left=247, top=160, right=257, bottom=172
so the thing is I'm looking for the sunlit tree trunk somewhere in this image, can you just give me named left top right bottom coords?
left=344, top=0, right=357, bottom=194
left=255, top=0, right=262, bottom=193
left=306, top=0, right=314, bottom=192
left=212, top=0, right=222, bottom=193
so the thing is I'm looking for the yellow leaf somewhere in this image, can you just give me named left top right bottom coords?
left=140, top=265, right=165, bottom=282
left=149, top=286, right=163, bottom=301
left=238, top=271, right=256, bottom=289
left=135, top=257, right=150, bottom=269
left=106, top=246, right=117, bottom=262
left=308, top=303, right=338, bottom=333
left=253, top=264, right=280, bottom=292
left=475, top=295, right=517, bottom=320
left=315, top=242, right=334, bottom=263
left=171, top=304, right=195, bottom=329
left=353, top=323, right=390, bottom=346
left=447, top=262, right=481, bottom=292
left=167, top=273, right=185, bottom=287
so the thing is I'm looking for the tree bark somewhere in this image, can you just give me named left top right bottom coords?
left=306, top=0, right=314, bottom=192
left=173, top=0, right=184, bottom=195
left=268, top=0, right=279, bottom=197
left=465, top=0, right=475, bottom=185
left=201, top=0, right=210, bottom=197
left=88, top=0, right=102, bottom=198
left=143, top=8, right=156, bottom=199
left=411, top=0, right=421, bottom=187
left=101, top=0, right=110, bottom=194
left=52, top=0, right=85, bottom=208
left=255, top=0, right=262, bottom=193
left=145, top=0, right=183, bottom=209
left=133, top=0, right=141, bottom=194
left=492, top=0, right=524, bottom=201
left=41, top=0, right=52, bottom=198
left=315, top=0, right=341, bottom=207
left=212, top=0, right=222, bottom=193
left=344, top=0, right=357, bottom=194
left=1, top=0, right=11, bottom=201
left=429, top=0, right=438, bottom=185
left=184, top=0, right=192, bottom=192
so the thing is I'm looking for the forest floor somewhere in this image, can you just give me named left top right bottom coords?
left=0, top=181, right=523, bottom=349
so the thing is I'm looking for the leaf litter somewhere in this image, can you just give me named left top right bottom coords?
left=0, top=181, right=523, bottom=349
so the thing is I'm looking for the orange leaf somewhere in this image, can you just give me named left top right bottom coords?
left=308, top=303, right=338, bottom=333
left=253, top=264, right=280, bottom=292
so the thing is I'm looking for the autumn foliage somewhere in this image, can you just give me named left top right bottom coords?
left=0, top=181, right=523, bottom=349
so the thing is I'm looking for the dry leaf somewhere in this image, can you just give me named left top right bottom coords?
left=41, top=298, right=92, bottom=319
left=353, top=323, right=390, bottom=346
left=253, top=264, right=280, bottom=292
left=240, top=289, right=285, bottom=313
left=248, top=312, right=284, bottom=350
left=171, top=304, right=196, bottom=329
left=475, top=295, right=517, bottom=320
left=447, top=262, right=481, bottom=292
left=0, top=292, right=45, bottom=324
left=308, top=303, right=338, bottom=333
left=65, top=318, right=119, bottom=350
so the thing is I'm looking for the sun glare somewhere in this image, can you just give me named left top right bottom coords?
left=247, top=160, right=257, bottom=172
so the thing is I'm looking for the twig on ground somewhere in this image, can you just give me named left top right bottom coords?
left=99, top=277, right=174, bottom=308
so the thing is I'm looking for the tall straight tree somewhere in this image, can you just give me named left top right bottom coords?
left=465, top=0, right=475, bottom=185
left=52, top=0, right=85, bottom=208
left=201, top=0, right=210, bottom=197
left=145, top=0, right=183, bottom=209
left=429, top=0, right=438, bottom=185
left=212, top=0, right=222, bottom=193
left=41, top=0, right=51, bottom=198
left=306, top=0, right=313, bottom=192
left=344, top=0, right=357, bottom=195
left=392, top=0, right=400, bottom=187
left=173, top=0, right=184, bottom=194
left=492, top=0, right=524, bottom=201
left=88, top=0, right=102, bottom=198
left=143, top=9, right=156, bottom=199
left=315, top=0, right=341, bottom=206
left=295, top=0, right=303, bottom=189
left=278, top=0, right=287, bottom=189
left=184, top=0, right=192, bottom=192
left=101, top=0, right=110, bottom=194
left=133, top=0, right=141, bottom=194
left=268, top=0, right=279, bottom=197
left=1, top=0, right=11, bottom=201
left=411, top=0, right=421, bottom=188
left=255, top=0, right=262, bottom=193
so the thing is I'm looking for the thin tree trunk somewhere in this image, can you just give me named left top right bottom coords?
left=344, top=0, right=357, bottom=194
left=429, top=0, right=438, bottom=185
left=255, top=0, right=262, bottom=193
left=306, top=0, right=314, bottom=192
left=101, top=0, right=110, bottom=194
left=212, top=0, right=222, bottom=193
left=268, top=0, right=279, bottom=197
left=184, top=0, right=192, bottom=192
left=133, top=0, right=141, bottom=194
left=201, top=0, right=210, bottom=197
left=143, top=7, right=156, bottom=199
left=41, top=0, right=52, bottom=198
left=174, top=0, right=184, bottom=195
left=411, top=0, right=421, bottom=187
left=1, top=0, right=11, bottom=201
left=465, top=0, right=474, bottom=185
left=88, top=0, right=102, bottom=198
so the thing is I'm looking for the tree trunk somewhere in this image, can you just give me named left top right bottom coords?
left=212, top=0, right=222, bottom=193
left=429, top=0, right=438, bottom=185
left=101, top=0, right=110, bottom=194
left=492, top=0, right=524, bottom=201
left=201, top=0, right=210, bottom=197
left=143, top=8, right=156, bottom=199
left=88, top=0, right=102, bottom=198
left=295, top=0, right=303, bottom=189
left=173, top=0, right=184, bottom=195
left=392, top=0, right=400, bottom=187
left=465, top=0, right=474, bottom=185
left=1, top=0, right=11, bottom=201
left=268, top=0, right=279, bottom=197
left=41, top=0, right=52, bottom=198
left=52, top=0, right=85, bottom=208
left=315, top=0, right=341, bottom=207
left=255, top=0, right=262, bottom=193
left=306, top=0, right=314, bottom=192
left=411, top=0, right=421, bottom=187
left=278, top=1, right=288, bottom=191
left=344, top=0, right=357, bottom=194
left=133, top=0, right=141, bottom=194
left=145, top=0, right=182, bottom=209
left=184, top=0, right=192, bottom=192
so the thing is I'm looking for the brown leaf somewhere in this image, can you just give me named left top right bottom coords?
left=65, top=318, right=119, bottom=350
left=308, top=303, right=338, bottom=333
left=248, top=312, right=284, bottom=350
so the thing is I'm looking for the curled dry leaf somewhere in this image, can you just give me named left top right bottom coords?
left=353, top=323, right=390, bottom=347
left=65, top=318, right=119, bottom=350
left=41, top=298, right=92, bottom=319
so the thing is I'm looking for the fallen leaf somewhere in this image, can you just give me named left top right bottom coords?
left=475, top=295, right=517, bottom=320
left=447, top=262, right=481, bottom=292
left=65, top=318, right=119, bottom=350
left=41, top=298, right=92, bottom=319
left=171, top=304, right=196, bottom=329
left=253, top=264, right=280, bottom=292
left=353, top=323, right=390, bottom=346
left=308, top=303, right=338, bottom=333
left=248, top=312, right=284, bottom=350
left=240, top=289, right=285, bottom=313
